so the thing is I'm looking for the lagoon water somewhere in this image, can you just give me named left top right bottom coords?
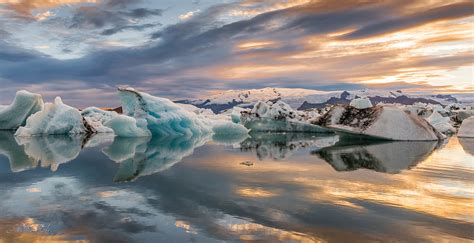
left=0, top=131, right=473, bottom=242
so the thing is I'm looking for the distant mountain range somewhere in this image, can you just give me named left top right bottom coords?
left=176, top=87, right=470, bottom=113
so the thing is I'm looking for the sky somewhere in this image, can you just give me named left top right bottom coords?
left=0, top=0, right=473, bottom=107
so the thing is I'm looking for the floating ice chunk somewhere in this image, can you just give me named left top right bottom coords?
left=118, top=87, right=212, bottom=137
left=103, top=114, right=151, bottom=137
left=349, top=98, right=372, bottom=109
left=211, top=122, right=249, bottom=145
left=15, top=97, right=90, bottom=136
left=424, top=111, right=456, bottom=134
left=0, top=90, right=44, bottom=130
left=230, top=107, right=247, bottom=124
left=241, top=100, right=331, bottom=133
left=81, top=107, right=117, bottom=133
left=318, top=105, right=444, bottom=141
left=458, top=116, right=474, bottom=138
left=116, top=87, right=249, bottom=138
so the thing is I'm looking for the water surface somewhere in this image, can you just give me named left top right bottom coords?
left=0, top=131, right=473, bottom=242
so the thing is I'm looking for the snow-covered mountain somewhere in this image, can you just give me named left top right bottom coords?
left=176, top=87, right=467, bottom=113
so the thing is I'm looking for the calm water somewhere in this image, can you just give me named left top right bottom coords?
left=0, top=131, right=473, bottom=242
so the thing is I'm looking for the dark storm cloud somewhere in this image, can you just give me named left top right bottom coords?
left=101, top=23, right=161, bottom=35
left=120, top=8, right=163, bottom=18
left=343, top=2, right=474, bottom=39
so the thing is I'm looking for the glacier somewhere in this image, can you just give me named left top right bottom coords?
left=15, top=97, right=90, bottom=136
left=0, top=90, right=44, bottom=130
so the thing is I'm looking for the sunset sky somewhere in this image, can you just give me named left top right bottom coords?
left=0, top=0, right=473, bottom=107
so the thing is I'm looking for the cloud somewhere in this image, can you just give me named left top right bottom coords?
left=120, top=8, right=163, bottom=18
left=101, top=23, right=160, bottom=35
left=342, top=2, right=474, bottom=39
left=0, top=0, right=472, bottom=106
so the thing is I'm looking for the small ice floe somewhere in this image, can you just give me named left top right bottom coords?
left=240, top=100, right=331, bottom=133
left=424, top=111, right=456, bottom=135
left=349, top=97, right=373, bottom=109
left=240, top=161, right=254, bottom=166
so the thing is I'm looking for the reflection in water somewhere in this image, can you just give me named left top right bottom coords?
left=0, top=133, right=472, bottom=242
left=0, top=131, right=112, bottom=173
left=458, top=138, right=474, bottom=156
left=240, top=132, right=339, bottom=160
left=313, top=139, right=439, bottom=173
left=0, top=132, right=36, bottom=172
left=103, top=135, right=211, bottom=182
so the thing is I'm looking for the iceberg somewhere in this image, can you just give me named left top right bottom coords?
left=349, top=97, right=372, bottom=109
left=317, top=105, right=444, bottom=141
left=240, top=100, right=331, bottom=133
left=103, top=114, right=151, bottom=137
left=81, top=107, right=117, bottom=133
left=15, top=97, right=91, bottom=136
left=116, top=87, right=249, bottom=138
left=458, top=116, right=474, bottom=138
left=0, top=90, right=44, bottom=130
left=425, top=111, right=456, bottom=134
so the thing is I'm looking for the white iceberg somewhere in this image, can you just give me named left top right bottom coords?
left=318, top=105, right=444, bottom=141
left=81, top=107, right=117, bottom=133
left=15, top=97, right=91, bottom=136
left=103, top=114, right=152, bottom=137
left=458, top=116, right=474, bottom=138
left=349, top=97, right=372, bottom=109
left=117, top=87, right=249, bottom=138
left=0, top=90, right=44, bottom=130
left=425, top=111, right=456, bottom=134
left=240, top=100, right=331, bottom=133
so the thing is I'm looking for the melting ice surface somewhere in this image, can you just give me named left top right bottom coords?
left=0, top=131, right=473, bottom=242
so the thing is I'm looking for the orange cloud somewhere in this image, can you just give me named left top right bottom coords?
left=1, top=0, right=98, bottom=16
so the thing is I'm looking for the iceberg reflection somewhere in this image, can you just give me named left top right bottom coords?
left=0, top=132, right=112, bottom=173
left=0, top=131, right=36, bottom=172
left=240, top=132, right=339, bottom=160
left=103, top=135, right=210, bottom=182
left=313, top=139, right=439, bottom=173
left=458, top=138, right=474, bottom=156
